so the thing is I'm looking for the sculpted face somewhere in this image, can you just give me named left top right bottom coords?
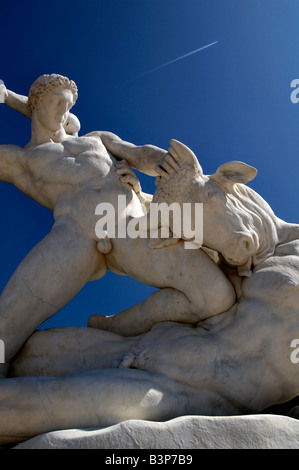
left=36, top=86, right=74, bottom=132
left=198, top=177, right=260, bottom=268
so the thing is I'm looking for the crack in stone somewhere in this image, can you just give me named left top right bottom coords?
left=22, top=280, right=59, bottom=311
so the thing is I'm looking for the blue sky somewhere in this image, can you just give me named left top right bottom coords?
left=0, top=0, right=299, bottom=329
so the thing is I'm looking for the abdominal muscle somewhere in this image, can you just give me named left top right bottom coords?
left=53, top=175, right=146, bottom=244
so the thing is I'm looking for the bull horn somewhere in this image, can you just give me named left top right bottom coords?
left=168, top=139, right=203, bottom=174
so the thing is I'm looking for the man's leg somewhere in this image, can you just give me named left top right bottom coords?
left=104, top=238, right=236, bottom=334
left=0, top=368, right=191, bottom=447
left=0, top=215, right=106, bottom=377
left=88, top=288, right=199, bottom=336
left=9, top=326, right=136, bottom=377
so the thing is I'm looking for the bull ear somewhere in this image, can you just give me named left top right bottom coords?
left=214, top=161, right=257, bottom=185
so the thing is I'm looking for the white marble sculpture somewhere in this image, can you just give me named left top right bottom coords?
left=0, top=74, right=299, bottom=448
left=0, top=74, right=235, bottom=378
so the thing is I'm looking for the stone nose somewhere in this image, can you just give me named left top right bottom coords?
left=57, top=101, right=68, bottom=114
left=239, top=234, right=257, bottom=256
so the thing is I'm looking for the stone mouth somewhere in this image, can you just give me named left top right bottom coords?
left=219, top=253, right=253, bottom=277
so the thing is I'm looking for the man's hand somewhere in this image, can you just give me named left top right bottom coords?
left=116, top=160, right=150, bottom=208
left=0, top=81, right=8, bottom=103
left=116, top=160, right=142, bottom=194
left=154, top=152, right=180, bottom=181
left=154, top=140, right=182, bottom=181
left=154, top=139, right=202, bottom=184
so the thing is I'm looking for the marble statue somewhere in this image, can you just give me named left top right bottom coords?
left=0, top=74, right=235, bottom=378
left=0, top=74, right=299, bottom=448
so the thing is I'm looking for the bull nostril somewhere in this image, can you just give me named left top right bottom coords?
left=241, top=236, right=255, bottom=253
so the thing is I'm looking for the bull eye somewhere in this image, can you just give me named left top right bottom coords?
left=207, top=189, right=226, bottom=203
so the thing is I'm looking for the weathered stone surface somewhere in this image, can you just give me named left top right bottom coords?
left=13, top=415, right=299, bottom=449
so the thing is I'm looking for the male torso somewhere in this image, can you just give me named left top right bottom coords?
left=16, top=133, right=144, bottom=240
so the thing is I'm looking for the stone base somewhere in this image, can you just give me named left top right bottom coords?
left=13, top=414, right=299, bottom=449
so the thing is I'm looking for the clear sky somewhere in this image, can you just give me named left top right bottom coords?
left=0, top=0, right=299, bottom=329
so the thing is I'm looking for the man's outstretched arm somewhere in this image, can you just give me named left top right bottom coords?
left=0, top=82, right=30, bottom=117
left=88, top=131, right=167, bottom=176
left=4, top=90, right=30, bottom=118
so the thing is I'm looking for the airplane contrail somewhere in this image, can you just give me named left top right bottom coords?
left=123, top=41, right=219, bottom=84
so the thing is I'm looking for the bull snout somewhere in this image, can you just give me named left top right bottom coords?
left=223, top=233, right=258, bottom=266
left=240, top=234, right=257, bottom=255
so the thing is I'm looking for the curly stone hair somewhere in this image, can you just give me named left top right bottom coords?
left=27, top=74, right=78, bottom=113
